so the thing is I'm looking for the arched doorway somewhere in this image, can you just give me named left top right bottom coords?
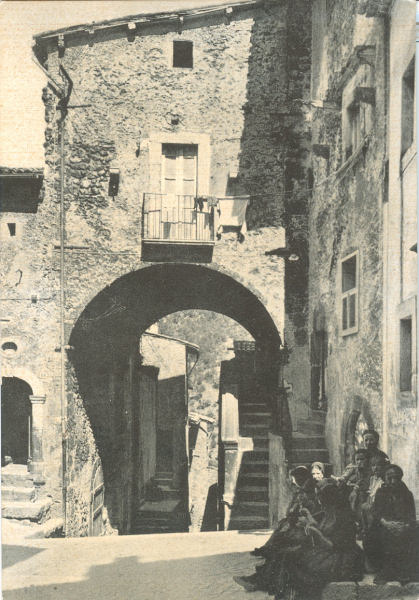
left=1, top=377, right=32, bottom=466
left=68, top=264, right=283, bottom=535
left=344, top=409, right=371, bottom=467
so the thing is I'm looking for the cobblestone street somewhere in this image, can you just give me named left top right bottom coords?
left=2, top=530, right=272, bottom=599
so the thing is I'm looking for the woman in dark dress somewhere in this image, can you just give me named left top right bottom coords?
left=370, top=464, right=417, bottom=584
left=250, top=466, right=320, bottom=559
left=281, top=481, right=364, bottom=599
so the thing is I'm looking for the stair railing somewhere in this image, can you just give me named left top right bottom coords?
left=219, top=390, right=240, bottom=530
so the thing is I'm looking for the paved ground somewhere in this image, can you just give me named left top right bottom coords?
left=2, top=529, right=273, bottom=600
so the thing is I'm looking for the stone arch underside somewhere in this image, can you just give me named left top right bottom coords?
left=66, top=263, right=283, bottom=535
left=70, top=263, right=282, bottom=353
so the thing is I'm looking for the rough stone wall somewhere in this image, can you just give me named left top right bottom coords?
left=11, top=1, right=312, bottom=534
left=0, top=175, right=63, bottom=518
left=309, top=3, right=386, bottom=472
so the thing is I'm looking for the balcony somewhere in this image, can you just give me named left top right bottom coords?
left=142, top=193, right=215, bottom=262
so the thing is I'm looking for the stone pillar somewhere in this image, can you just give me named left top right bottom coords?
left=29, top=395, right=46, bottom=481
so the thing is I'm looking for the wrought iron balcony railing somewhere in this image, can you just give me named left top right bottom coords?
left=142, top=193, right=215, bottom=244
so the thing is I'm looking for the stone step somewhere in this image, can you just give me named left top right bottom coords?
left=156, top=486, right=182, bottom=500
left=240, top=422, right=269, bottom=430
left=234, top=501, right=269, bottom=516
left=154, top=477, right=172, bottom=486
left=239, top=474, right=268, bottom=487
left=241, top=460, right=269, bottom=474
left=248, top=449, right=269, bottom=460
left=310, top=409, right=327, bottom=423
left=228, top=515, right=269, bottom=530
left=292, top=448, right=329, bottom=463
left=297, top=420, right=324, bottom=435
left=292, top=433, right=328, bottom=449
left=236, top=487, right=268, bottom=502
left=241, top=413, right=271, bottom=424
left=1, top=464, right=34, bottom=488
left=240, top=403, right=269, bottom=410
left=322, top=580, right=419, bottom=600
left=1, top=486, right=36, bottom=502
left=2, top=498, right=52, bottom=522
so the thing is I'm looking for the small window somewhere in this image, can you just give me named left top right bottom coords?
left=341, top=252, right=358, bottom=335
left=173, top=41, right=193, bottom=69
left=400, top=317, right=412, bottom=392
left=7, top=223, right=16, bottom=237
left=401, top=58, right=415, bottom=157
left=345, top=102, right=361, bottom=160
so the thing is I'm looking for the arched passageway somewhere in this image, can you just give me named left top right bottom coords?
left=1, top=377, right=32, bottom=466
left=68, top=264, right=283, bottom=535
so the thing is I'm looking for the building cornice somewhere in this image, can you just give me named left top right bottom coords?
left=33, top=0, right=265, bottom=45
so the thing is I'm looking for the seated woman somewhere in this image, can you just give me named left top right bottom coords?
left=283, top=480, right=364, bottom=599
left=251, top=465, right=319, bottom=559
left=370, top=464, right=416, bottom=584
left=336, top=449, right=371, bottom=527
left=361, top=454, right=390, bottom=571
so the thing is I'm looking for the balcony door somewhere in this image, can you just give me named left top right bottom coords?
left=161, top=144, right=198, bottom=240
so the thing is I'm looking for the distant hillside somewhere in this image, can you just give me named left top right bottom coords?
left=158, top=310, right=253, bottom=464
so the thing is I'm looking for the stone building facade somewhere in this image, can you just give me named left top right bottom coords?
left=0, top=0, right=312, bottom=535
left=309, top=0, right=417, bottom=506
left=1, top=0, right=417, bottom=537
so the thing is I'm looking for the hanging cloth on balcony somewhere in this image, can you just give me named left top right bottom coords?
left=216, top=196, right=249, bottom=239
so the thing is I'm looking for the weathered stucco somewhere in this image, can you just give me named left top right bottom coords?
left=310, top=2, right=387, bottom=471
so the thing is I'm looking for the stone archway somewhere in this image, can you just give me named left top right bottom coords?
left=66, top=263, right=283, bottom=535
left=0, top=371, right=46, bottom=477
left=342, top=401, right=374, bottom=468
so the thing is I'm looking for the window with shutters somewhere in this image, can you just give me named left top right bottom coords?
left=341, top=251, right=359, bottom=336
left=161, top=144, right=197, bottom=196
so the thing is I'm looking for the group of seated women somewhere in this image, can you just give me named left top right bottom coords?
left=234, top=429, right=418, bottom=599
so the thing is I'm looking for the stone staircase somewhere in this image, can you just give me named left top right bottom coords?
left=228, top=400, right=270, bottom=531
left=1, top=464, right=52, bottom=523
left=133, top=471, right=188, bottom=534
left=291, top=409, right=331, bottom=472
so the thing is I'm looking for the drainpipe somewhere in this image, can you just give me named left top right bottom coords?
left=59, top=95, right=67, bottom=534
left=32, top=47, right=70, bottom=532
left=57, top=63, right=73, bottom=536
left=382, top=12, right=391, bottom=454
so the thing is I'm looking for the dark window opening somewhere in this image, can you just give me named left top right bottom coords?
left=173, top=41, right=193, bottom=69
left=341, top=253, right=358, bottom=334
left=401, top=57, right=415, bottom=157
left=7, top=223, right=16, bottom=236
left=342, top=255, right=356, bottom=292
left=345, top=102, right=361, bottom=160
left=310, top=329, right=328, bottom=411
left=400, top=317, right=412, bottom=392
